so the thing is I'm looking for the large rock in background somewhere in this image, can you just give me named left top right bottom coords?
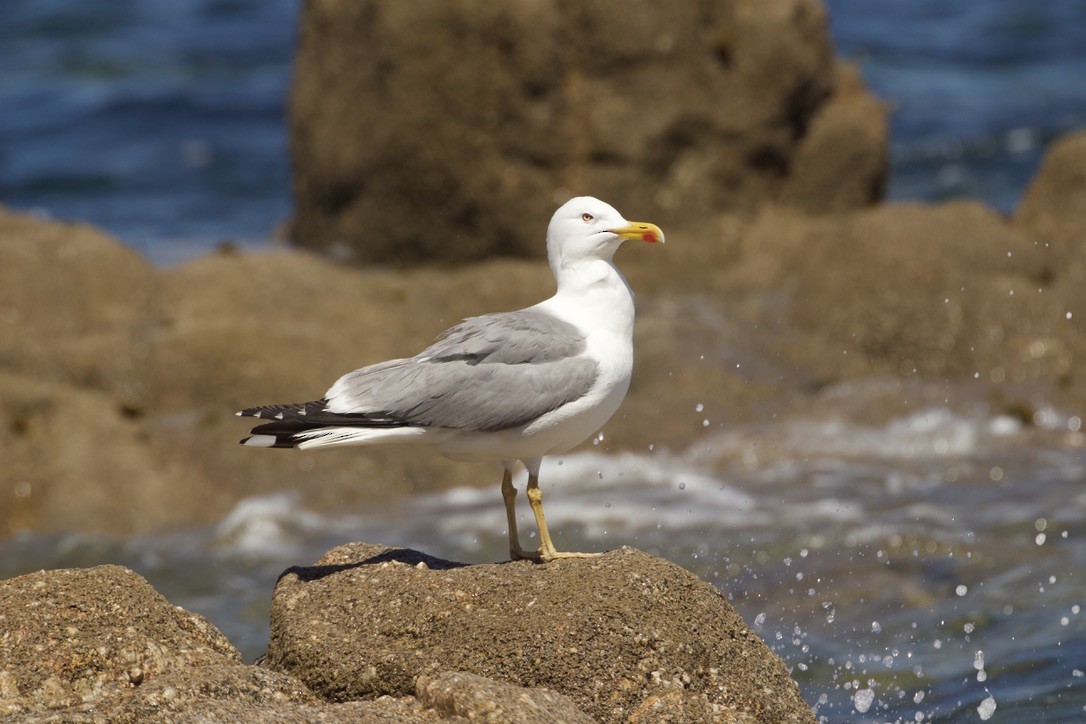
left=289, top=0, right=887, bottom=264
left=262, top=543, right=815, bottom=723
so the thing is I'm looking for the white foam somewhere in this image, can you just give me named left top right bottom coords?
left=214, top=492, right=328, bottom=555
left=405, top=449, right=872, bottom=540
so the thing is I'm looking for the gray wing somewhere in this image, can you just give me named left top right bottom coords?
left=325, top=310, right=598, bottom=432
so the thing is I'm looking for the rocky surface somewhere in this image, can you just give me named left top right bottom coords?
left=0, top=553, right=806, bottom=722
left=262, top=543, right=814, bottom=723
left=0, top=564, right=599, bottom=722
left=289, top=0, right=887, bottom=264
left=0, top=565, right=307, bottom=720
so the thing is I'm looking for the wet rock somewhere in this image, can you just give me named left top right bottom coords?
left=262, top=543, right=815, bottom=723
left=289, top=0, right=862, bottom=264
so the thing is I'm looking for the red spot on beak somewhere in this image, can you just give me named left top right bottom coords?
left=642, top=230, right=658, bottom=243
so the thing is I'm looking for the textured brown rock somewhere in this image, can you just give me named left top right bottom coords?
left=1015, top=130, right=1086, bottom=302
left=0, top=563, right=571, bottom=722
left=780, top=64, right=889, bottom=213
left=732, top=202, right=1076, bottom=386
left=1016, top=130, right=1086, bottom=243
left=289, top=0, right=851, bottom=264
left=417, top=671, right=592, bottom=723
left=0, top=565, right=245, bottom=716
left=0, top=206, right=156, bottom=400
left=0, top=372, right=212, bottom=535
left=262, top=543, right=815, bottom=723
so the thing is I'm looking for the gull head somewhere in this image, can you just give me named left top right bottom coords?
left=546, top=196, right=664, bottom=271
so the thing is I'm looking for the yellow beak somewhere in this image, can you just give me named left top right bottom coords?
left=610, top=221, right=665, bottom=244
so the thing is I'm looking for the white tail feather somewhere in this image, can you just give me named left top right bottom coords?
left=294, top=426, right=429, bottom=451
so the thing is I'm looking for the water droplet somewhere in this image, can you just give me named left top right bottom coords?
left=956, top=585, right=968, bottom=597
left=678, top=481, right=686, bottom=490
left=853, top=688, right=874, bottom=713
left=977, top=695, right=997, bottom=720
left=695, top=403, right=704, bottom=412
left=871, top=621, right=882, bottom=633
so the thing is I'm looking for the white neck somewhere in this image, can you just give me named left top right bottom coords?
left=542, top=257, right=635, bottom=339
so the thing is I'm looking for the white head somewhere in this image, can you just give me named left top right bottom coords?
left=546, top=196, right=663, bottom=275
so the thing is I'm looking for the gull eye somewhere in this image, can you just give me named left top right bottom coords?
left=581, top=212, right=594, bottom=223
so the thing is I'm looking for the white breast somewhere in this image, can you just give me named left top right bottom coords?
left=521, top=259, right=635, bottom=453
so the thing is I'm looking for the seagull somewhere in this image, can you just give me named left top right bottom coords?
left=237, top=197, right=663, bottom=561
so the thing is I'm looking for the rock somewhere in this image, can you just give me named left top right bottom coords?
left=288, top=0, right=868, bottom=264
left=0, top=372, right=213, bottom=535
left=0, top=207, right=155, bottom=401
left=0, top=564, right=535, bottom=722
left=1015, top=130, right=1086, bottom=300
left=1016, top=130, right=1086, bottom=244
left=417, top=671, right=592, bottom=723
left=262, top=543, right=815, bottom=723
left=0, top=565, right=244, bottom=716
left=727, top=201, right=1077, bottom=388
left=779, top=63, right=889, bottom=213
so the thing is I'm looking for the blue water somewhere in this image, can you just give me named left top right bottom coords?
left=0, top=0, right=295, bottom=262
left=1, top=1, right=1084, bottom=262
left=825, top=0, right=1086, bottom=211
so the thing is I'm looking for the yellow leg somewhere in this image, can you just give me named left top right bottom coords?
left=525, top=473, right=603, bottom=562
left=501, top=469, right=539, bottom=561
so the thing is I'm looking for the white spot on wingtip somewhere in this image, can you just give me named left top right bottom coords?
left=243, top=434, right=277, bottom=448
left=235, top=411, right=242, bottom=416
left=274, top=413, right=284, bottom=420
left=254, top=411, right=262, bottom=418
